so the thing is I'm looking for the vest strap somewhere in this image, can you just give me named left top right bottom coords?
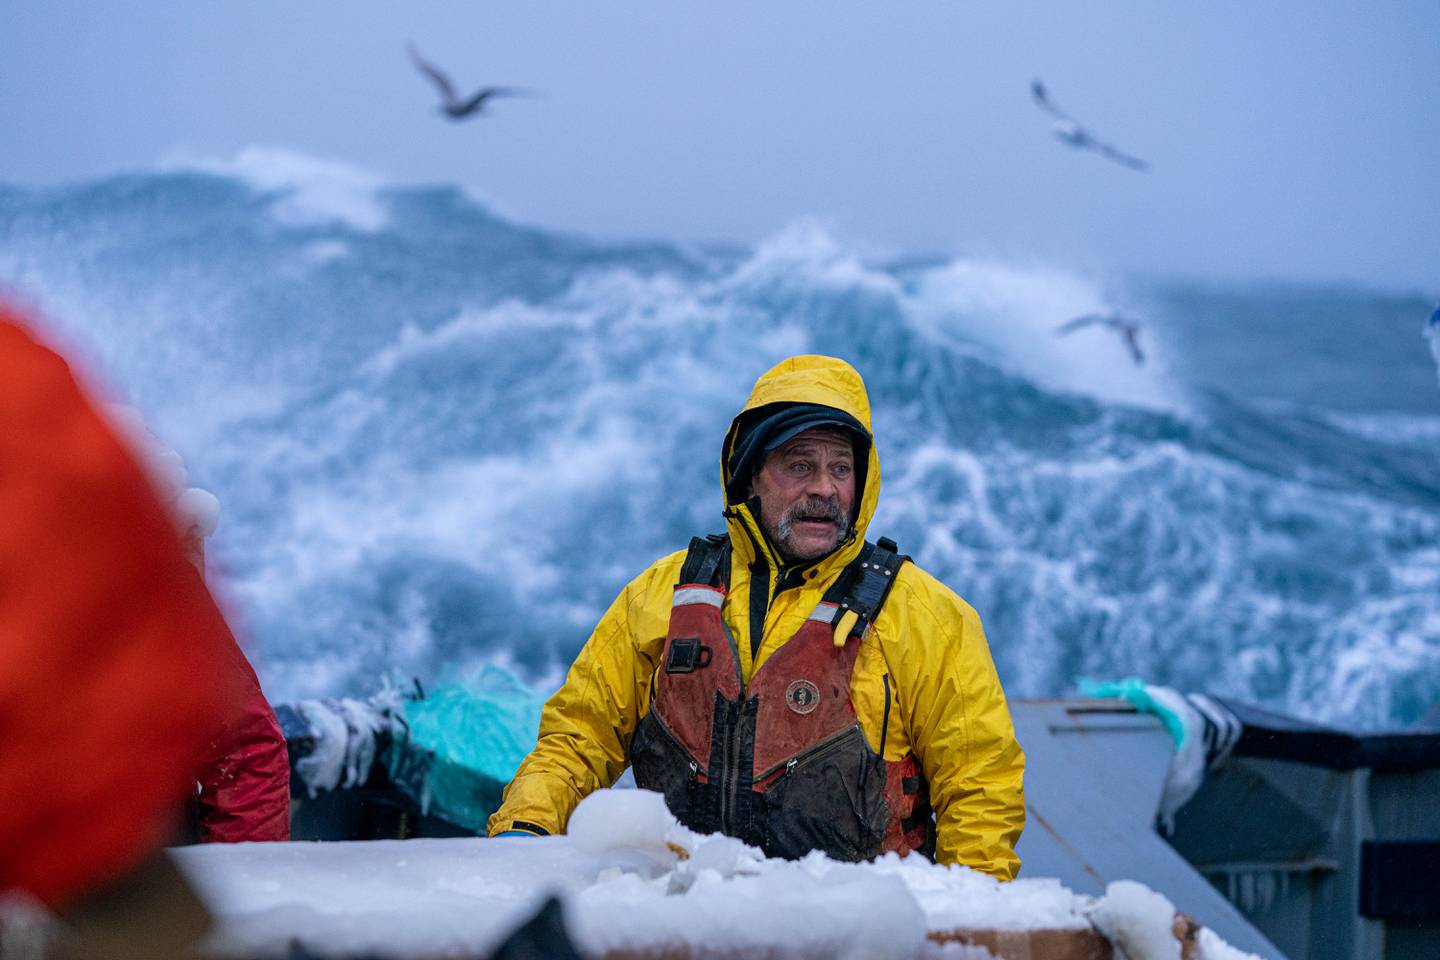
left=678, top=533, right=907, bottom=641
left=679, top=534, right=730, bottom=589
left=825, top=537, right=909, bottom=641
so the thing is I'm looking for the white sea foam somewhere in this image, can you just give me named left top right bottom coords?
left=727, top=220, right=1192, bottom=412
left=358, top=299, right=583, bottom=379
left=729, top=218, right=906, bottom=298
left=907, top=257, right=1186, bottom=412
left=164, top=146, right=389, bottom=232
left=1319, top=409, right=1440, bottom=445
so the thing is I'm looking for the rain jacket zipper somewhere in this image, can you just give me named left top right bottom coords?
left=721, top=699, right=743, bottom=834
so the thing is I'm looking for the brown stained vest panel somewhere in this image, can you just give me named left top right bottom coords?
left=748, top=620, right=862, bottom=776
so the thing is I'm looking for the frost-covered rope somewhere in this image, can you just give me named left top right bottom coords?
left=291, top=690, right=409, bottom=796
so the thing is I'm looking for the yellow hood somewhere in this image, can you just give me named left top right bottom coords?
left=720, top=355, right=881, bottom=577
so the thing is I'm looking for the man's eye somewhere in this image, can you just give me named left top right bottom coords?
left=788, top=462, right=810, bottom=475
left=833, top=464, right=851, bottom=478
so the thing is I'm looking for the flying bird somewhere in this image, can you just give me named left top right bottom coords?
left=1055, top=312, right=1146, bottom=366
left=408, top=43, right=534, bottom=120
left=1031, top=80, right=1150, bottom=172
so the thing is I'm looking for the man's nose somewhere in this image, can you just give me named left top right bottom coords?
left=804, top=470, right=838, bottom=498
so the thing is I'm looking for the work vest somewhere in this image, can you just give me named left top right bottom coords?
left=629, top=535, right=936, bottom=861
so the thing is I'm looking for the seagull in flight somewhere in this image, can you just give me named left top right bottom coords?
left=1055, top=312, right=1146, bottom=365
left=408, top=43, right=534, bottom=121
left=1031, top=80, right=1149, bottom=172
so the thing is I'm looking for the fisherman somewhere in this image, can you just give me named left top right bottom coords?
left=489, top=355, right=1025, bottom=877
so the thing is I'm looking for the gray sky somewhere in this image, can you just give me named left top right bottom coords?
left=3, top=1, right=1437, bottom=290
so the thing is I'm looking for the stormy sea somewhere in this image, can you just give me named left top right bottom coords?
left=2, top=148, right=1436, bottom=729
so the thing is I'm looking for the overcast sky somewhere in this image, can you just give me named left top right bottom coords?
left=3, top=2, right=1437, bottom=290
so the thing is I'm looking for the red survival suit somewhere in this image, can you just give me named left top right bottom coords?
left=193, top=620, right=291, bottom=843
left=0, top=308, right=287, bottom=908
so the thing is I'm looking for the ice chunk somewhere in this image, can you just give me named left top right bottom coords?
left=561, top=792, right=924, bottom=957
left=176, top=487, right=221, bottom=539
left=1199, top=925, right=1267, bottom=960
left=1089, top=880, right=1262, bottom=960
left=568, top=788, right=676, bottom=856
left=566, top=788, right=706, bottom=879
left=1090, top=880, right=1182, bottom=959
left=675, top=832, right=764, bottom=883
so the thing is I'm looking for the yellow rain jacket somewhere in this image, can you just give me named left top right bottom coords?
left=489, top=355, right=1025, bottom=878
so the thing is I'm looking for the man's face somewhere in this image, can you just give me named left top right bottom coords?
left=747, top=428, right=857, bottom=564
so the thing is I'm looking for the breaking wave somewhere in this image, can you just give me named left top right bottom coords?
left=2, top=149, right=1437, bottom=728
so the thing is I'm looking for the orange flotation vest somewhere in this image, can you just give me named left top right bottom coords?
left=630, top=535, right=935, bottom=860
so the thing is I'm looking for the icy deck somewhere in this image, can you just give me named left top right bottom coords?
left=174, top=789, right=1266, bottom=960
left=180, top=834, right=934, bottom=958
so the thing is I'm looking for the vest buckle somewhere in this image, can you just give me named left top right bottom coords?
left=666, top=637, right=713, bottom=673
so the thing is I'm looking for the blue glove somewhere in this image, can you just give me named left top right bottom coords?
left=494, top=830, right=539, bottom=838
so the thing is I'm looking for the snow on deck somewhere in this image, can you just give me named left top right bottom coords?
left=173, top=789, right=1264, bottom=960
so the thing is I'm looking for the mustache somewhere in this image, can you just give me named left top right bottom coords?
left=778, top=497, right=846, bottom=536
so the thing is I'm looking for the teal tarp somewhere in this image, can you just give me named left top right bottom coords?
left=1077, top=675, right=1189, bottom=748
left=387, top=666, right=543, bottom=832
